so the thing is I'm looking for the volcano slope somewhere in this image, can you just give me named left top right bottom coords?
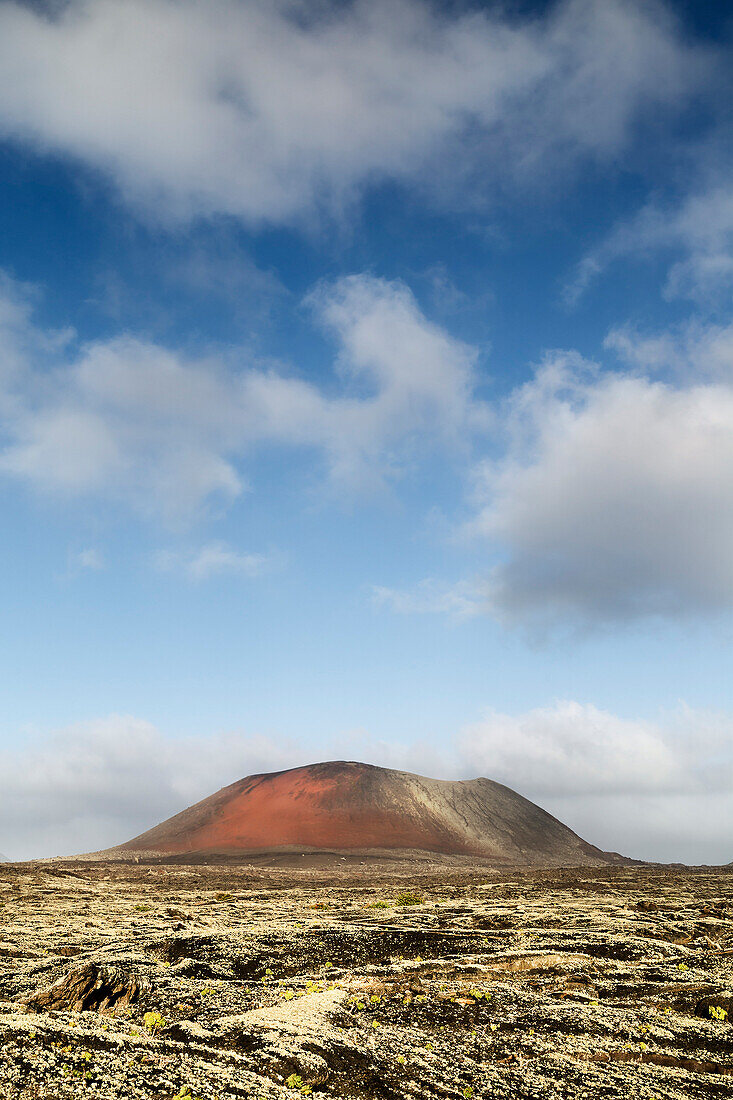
left=105, top=761, right=619, bottom=865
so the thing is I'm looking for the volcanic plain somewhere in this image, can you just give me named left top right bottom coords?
left=2, top=858, right=733, bottom=1099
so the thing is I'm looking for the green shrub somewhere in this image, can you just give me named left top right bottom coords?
left=285, top=1073, right=312, bottom=1094
left=143, top=1011, right=165, bottom=1034
left=395, top=891, right=423, bottom=906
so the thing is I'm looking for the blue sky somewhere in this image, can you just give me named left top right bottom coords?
left=0, top=0, right=732, bottom=862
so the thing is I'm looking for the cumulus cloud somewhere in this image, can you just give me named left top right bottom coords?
left=155, top=541, right=274, bottom=581
left=467, top=347, right=733, bottom=627
left=460, top=700, right=723, bottom=797
left=304, top=275, right=483, bottom=487
left=2, top=702, right=732, bottom=863
left=0, top=333, right=246, bottom=516
left=0, top=272, right=479, bottom=516
left=0, top=0, right=706, bottom=225
left=354, top=315, right=733, bottom=631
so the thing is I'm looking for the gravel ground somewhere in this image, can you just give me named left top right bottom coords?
left=1, top=859, right=733, bottom=1098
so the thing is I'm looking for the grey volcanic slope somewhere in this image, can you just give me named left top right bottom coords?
left=106, top=761, right=622, bottom=865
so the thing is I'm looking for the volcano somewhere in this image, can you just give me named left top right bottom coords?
left=107, top=761, right=620, bottom=865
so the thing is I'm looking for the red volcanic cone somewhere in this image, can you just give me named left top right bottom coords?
left=102, top=761, right=621, bottom=865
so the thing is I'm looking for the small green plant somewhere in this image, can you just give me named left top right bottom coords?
left=710, top=1005, right=729, bottom=1023
left=285, top=1073, right=312, bottom=1095
left=143, top=1011, right=166, bottom=1034
left=395, top=891, right=423, bottom=906
left=366, top=900, right=391, bottom=909
left=463, top=1088, right=475, bottom=1099
left=133, top=903, right=152, bottom=912
left=677, top=962, right=689, bottom=971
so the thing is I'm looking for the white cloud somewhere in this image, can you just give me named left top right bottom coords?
left=372, top=578, right=488, bottom=619
left=303, top=274, right=484, bottom=488
left=75, top=547, right=104, bottom=571
left=0, top=0, right=706, bottom=225
left=2, top=702, right=732, bottom=863
left=467, top=348, right=733, bottom=627
left=357, top=317, right=733, bottom=631
left=0, top=716, right=447, bottom=860
left=605, top=318, right=733, bottom=382
left=659, top=182, right=733, bottom=303
left=0, top=272, right=480, bottom=516
left=460, top=700, right=733, bottom=862
left=567, top=180, right=733, bottom=307
left=156, top=541, right=273, bottom=581
left=0, top=716, right=301, bottom=860
left=460, top=700, right=717, bottom=797
left=1, top=334, right=246, bottom=517
left=0, top=270, right=74, bottom=399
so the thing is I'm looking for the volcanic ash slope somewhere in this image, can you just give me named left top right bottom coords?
left=102, top=761, right=622, bottom=866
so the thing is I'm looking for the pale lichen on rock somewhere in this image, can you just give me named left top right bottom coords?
left=1, top=859, right=733, bottom=1098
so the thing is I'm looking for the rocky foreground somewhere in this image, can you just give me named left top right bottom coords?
left=1, top=859, right=733, bottom=1099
